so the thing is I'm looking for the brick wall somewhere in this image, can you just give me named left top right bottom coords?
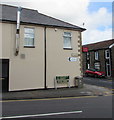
left=98, top=50, right=106, bottom=72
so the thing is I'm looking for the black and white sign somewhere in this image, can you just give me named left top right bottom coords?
left=68, top=57, right=79, bottom=62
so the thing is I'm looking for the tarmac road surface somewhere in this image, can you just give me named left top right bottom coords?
left=1, top=95, right=113, bottom=119
left=83, top=77, right=113, bottom=89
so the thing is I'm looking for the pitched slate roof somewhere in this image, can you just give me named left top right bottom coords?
left=0, top=4, right=86, bottom=31
left=83, top=39, right=114, bottom=51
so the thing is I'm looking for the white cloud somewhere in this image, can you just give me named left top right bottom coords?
left=83, top=7, right=112, bottom=44
left=90, top=0, right=113, bottom=2
left=0, top=0, right=112, bottom=44
left=83, top=28, right=112, bottom=44
left=85, top=7, right=111, bottom=29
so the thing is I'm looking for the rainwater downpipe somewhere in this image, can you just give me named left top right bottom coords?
left=44, top=27, right=47, bottom=89
left=15, top=7, right=22, bottom=56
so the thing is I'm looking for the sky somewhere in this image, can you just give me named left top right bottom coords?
left=0, top=0, right=113, bottom=45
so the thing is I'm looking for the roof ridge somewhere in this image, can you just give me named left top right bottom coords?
left=0, top=4, right=38, bottom=12
left=39, top=12, right=85, bottom=30
left=83, top=39, right=114, bottom=46
left=0, top=4, right=17, bottom=8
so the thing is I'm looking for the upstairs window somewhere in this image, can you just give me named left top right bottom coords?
left=24, top=28, right=35, bottom=47
left=95, top=51, right=99, bottom=60
left=86, top=52, right=90, bottom=60
left=105, top=49, right=110, bottom=59
left=63, top=32, right=72, bottom=49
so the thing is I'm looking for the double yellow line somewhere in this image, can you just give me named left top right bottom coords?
left=0, top=94, right=113, bottom=103
left=100, top=86, right=114, bottom=91
left=1, top=86, right=113, bottom=103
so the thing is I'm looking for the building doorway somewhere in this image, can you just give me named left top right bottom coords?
left=106, top=60, right=111, bottom=77
left=105, top=50, right=111, bottom=77
left=0, top=59, right=9, bottom=92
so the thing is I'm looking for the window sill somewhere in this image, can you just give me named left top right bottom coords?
left=24, top=46, right=35, bottom=48
left=63, top=48, right=73, bottom=50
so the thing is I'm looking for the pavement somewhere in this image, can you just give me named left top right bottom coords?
left=1, top=84, right=113, bottom=100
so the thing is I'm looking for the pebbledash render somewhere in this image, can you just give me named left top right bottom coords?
left=0, top=4, right=85, bottom=91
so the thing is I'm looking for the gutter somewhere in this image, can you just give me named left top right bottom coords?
left=1, top=20, right=86, bottom=32
left=109, top=43, right=114, bottom=48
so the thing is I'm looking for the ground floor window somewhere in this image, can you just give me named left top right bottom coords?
left=94, top=62, right=100, bottom=70
left=87, top=63, right=90, bottom=69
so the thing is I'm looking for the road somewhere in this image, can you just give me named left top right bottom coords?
left=1, top=95, right=113, bottom=119
left=83, top=77, right=113, bottom=89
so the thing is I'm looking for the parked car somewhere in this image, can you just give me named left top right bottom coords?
left=85, top=68, right=105, bottom=78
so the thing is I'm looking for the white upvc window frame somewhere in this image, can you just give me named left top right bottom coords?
left=87, top=63, right=90, bottom=69
left=24, top=27, right=35, bottom=47
left=95, top=51, right=99, bottom=60
left=86, top=52, right=90, bottom=60
left=94, top=62, right=100, bottom=70
left=63, top=32, right=72, bottom=49
left=105, top=49, right=110, bottom=59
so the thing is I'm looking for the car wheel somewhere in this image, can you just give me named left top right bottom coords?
left=85, top=73, right=88, bottom=77
left=94, top=74, right=98, bottom=78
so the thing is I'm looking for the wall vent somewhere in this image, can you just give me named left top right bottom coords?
left=20, top=54, right=25, bottom=59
